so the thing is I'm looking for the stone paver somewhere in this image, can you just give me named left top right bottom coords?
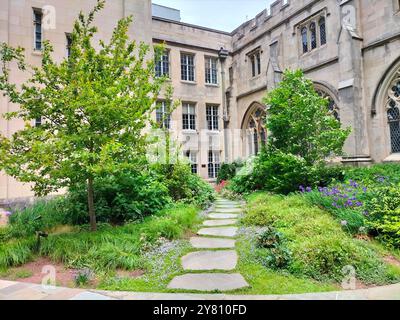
left=214, top=208, right=242, bottom=213
left=181, top=250, right=238, bottom=271
left=197, top=227, right=238, bottom=238
left=208, top=213, right=239, bottom=219
left=190, top=237, right=236, bottom=249
left=167, top=273, right=249, bottom=291
left=71, top=291, right=116, bottom=300
left=203, top=219, right=237, bottom=226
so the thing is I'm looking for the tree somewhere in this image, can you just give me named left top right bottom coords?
left=263, top=69, right=351, bottom=165
left=0, top=0, right=166, bottom=231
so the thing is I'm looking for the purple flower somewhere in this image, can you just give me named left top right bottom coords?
left=4, top=211, right=12, bottom=216
left=356, top=201, right=363, bottom=207
left=363, top=210, right=369, bottom=216
left=306, top=187, right=312, bottom=193
left=299, top=185, right=305, bottom=193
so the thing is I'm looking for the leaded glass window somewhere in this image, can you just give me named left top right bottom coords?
left=319, top=17, right=327, bottom=46
left=301, top=27, right=308, bottom=53
left=388, top=79, right=400, bottom=153
left=310, top=22, right=317, bottom=50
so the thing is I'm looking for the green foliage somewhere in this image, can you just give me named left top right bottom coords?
left=243, top=193, right=400, bottom=285
left=0, top=238, right=36, bottom=269
left=217, top=160, right=243, bottom=183
left=365, top=184, right=400, bottom=248
left=63, top=168, right=172, bottom=225
left=344, top=163, right=400, bottom=187
left=0, top=204, right=199, bottom=271
left=153, top=163, right=215, bottom=208
left=230, top=150, right=344, bottom=194
left=5, top=199, right=67, bottom=239
left=74, top=268, right=94, bottom=287
left=0, top=0, right=168, bottom=230
left=263, top=69, right=350, bottom=165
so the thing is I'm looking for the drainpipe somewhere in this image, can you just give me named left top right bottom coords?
left=218, top=47, right=229, bottom=163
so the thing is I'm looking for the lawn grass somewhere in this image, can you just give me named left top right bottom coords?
left=240, top=192, right=400, bottom=286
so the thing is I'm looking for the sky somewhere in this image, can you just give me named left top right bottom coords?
left=153, top=0, right=274, bottom=32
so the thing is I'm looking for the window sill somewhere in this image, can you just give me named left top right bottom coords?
left=383, top=153, right=400, bottom=162
left=250, top=74, right=262, bottom=80
left=181, top=80, right=197, bottom=85
left=182, top=129, right=198, bottom=134
left=205, top=83, right=220, bottom=88
left=300, top=44, right=327, bottom=57
left=32, top=50, right=43, bottom=56
left=206, top=130, right=221, bottom=134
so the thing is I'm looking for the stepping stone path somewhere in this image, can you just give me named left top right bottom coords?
left=168, top=198, right=249, bottom=292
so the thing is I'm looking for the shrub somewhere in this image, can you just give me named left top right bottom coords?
left=153, top=163, right=215, bottom=208
left=64, top=168, right=171, bottom=225
left=217, top=161, right=243, bottom=183
left=255, top=227, right=292, bottom=269
left=229, top=150, right=344, bottom=194
left=365, top=184, right=400, bottom=248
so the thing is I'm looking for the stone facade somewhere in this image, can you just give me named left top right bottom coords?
left=1, top=0, right=400, bottom=202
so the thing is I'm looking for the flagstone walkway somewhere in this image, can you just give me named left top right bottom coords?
left=167, top=197, right=249, bottom=292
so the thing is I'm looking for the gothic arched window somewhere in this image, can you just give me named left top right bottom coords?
left=319, top=17, right=326, bottom=45
left=310, top=22, right=317, bottom=49
left=387, top=79, right=400, bottom=153
left=316, top=89, right=340, bottom=121
left=243, top=104, right=267, bottom=157
left=301, top=27, right=308, bottom=53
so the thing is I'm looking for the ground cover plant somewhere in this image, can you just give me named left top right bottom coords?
left=240, top=192, right=400, bottom=286
left=0, top=203, right=200, bottom=278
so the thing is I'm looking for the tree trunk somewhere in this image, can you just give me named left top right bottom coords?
left=87, top=177, right=97, bottom=232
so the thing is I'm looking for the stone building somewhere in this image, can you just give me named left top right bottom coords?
left=0, top=0, right=400, bottom=202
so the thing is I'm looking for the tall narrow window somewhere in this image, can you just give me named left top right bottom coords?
left=66, top=34, right=72, bottom=58
left=181, top=53, right=195, bottom=81
left=205, top=57, right=218, bottom=84
left=301, top=27, right=308, bottom=53
left=388, top=78, right=400, bottom=153
left=310, top=22, right=317, bottom=50
left=250, top=55, right=256, bottom=77
left=319, top=17, right=327, bottom=46
left=206, top=105, right=219, bottom=131
left=256, top=52, right=261, bottom=75
left=156, top=101, right=171, bottom=129
left=182, top=103, right=196, bottom=130
left=155, top=50, right=170, bottom=78
left=33, top=9, right=43, bottom=51
left=249, top=50, right=261, bottom=77
left=208, top=151, right=220, bottom=179
left=185, top=151, right=198, bottom=174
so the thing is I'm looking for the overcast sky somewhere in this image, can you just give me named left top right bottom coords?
left=153, top=0, right=274, bottom=32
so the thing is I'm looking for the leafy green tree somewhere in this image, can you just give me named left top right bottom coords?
left=263, top=69, right=351, bottom=165
left=0, top=0, right=166, bottom=231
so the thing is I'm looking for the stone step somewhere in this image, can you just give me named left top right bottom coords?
left=208, top=213, right=239, bottom=219
left=190, top=237, right=236, bottom=249
left=203, top=219, right=237, bottom=227
left=181, top=250, right=237, bottom=271
left=167, top=273, right=249, bottom=291
left=214, top=208, right=242, bottom=213
left=197, top=227, right=238, bottom=238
